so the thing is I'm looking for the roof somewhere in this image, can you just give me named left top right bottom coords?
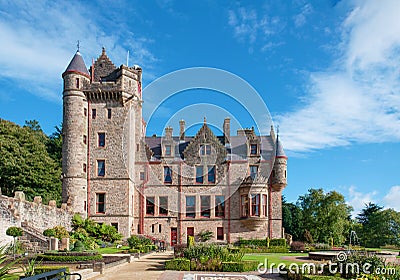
left=63, top=51, right=90, bottom=78
left=275, top=135, right=287, bottom=158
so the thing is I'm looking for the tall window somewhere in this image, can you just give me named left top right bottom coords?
left=196, top=166, right=203, bottom=183
left=97, top=160, right=105, bottom=176
left=164, top=166, right=172, bottom=183
left=159, top=196, right=168, bottom=215
left=241, top=195, right=249, bottom=217
left=217, top=227, right=224, bottom=240
left=83, top=135, right=87, bottom=144
left=140, top=172, right=145, bottom=180
left=107, top=108, right=112, bottom=119
left=250, top=165, right=258, bottom=180
left=98, top=133, right=105, bottom=147
left=187, top=227, right=194, bottom=237
left=96, top=193, right=106, bottom=213
left=263, top=194, right=268, bottom=216
left=83, top=163, right=86, bottom=173
left=200, top=196, right=211, bottom=218
left=215, top=196, right=225, bottom=217
left=76, top=78, right=79, bottom=88
left=251, top=194, right=260, bottom=216
left=250, top=144, right=257, bottom=155
left=92, top=109, right=96, bottom=119
left=207, top=165, right=215, bottom=183
left=165, top=145, right=171, bottom=156
left=186, top=196, right=196, bottom=218
left=200, top=144, right=211, bottom=155
left=146, top=197, right=155, bottom=215
left=84, top=108, right=87, bottom=116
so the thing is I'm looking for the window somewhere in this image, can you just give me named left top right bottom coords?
left=96, top=193, right=106, bottom=213
left=195, top=166, right=203, bottom=183
left=111, top=223, right=118, bottom=231
left=165, top=145, right=171, bottom=156
left=263, top=194, right=268, bottom=216
left=83, top=135, right=87, bottom=144
left=76, top=78, right=79, bottom=88
left=186, top=196, right=196, bottom=218
left=92, top=109, right=96, bottom=119
left=241, top=195, right=249, bottom=217
left=159, top=196, right=168, bottom=215
left=207, top=165, right=215, bottom=183
left=200, top=196, right=211, bottom=218
left=98, top=133, right=105, bottom=147
left=217, top=227, right=224, bottom=240
left=151, top=224, right=155, bottom=233
left=84, top=108, right=87, bottom=116
left=250, top=144, right=257, bottom=155
left=107, top=108, right=112, bottom=119
left=250, top=165, right=258, bottom=180
left=215, top=196, right=225, bottom=218
left=140, top=172, right=145, bottom=180
left=97, top=160, right=105, bottom=176
left=251, top=194, right=260, bottom=216
left=200, top=144, right=211, bottom=155
left=83, top=163, right=86, bottom=173
left=146, top=197, right=155, bottom=215
left=164, top=166, right=172, bottom=183
left=159, top=224, right=162, bottom=233
left=187, top=227, right=194, bottom=237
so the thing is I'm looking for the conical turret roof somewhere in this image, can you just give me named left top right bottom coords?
left=276, top=135, right=287, bottom=158
left=63, top=51, right=90, bottom=78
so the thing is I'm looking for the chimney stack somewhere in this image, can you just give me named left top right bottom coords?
left=223, top=117, right=230, bottom=143
left=179, top=120, right=185, bottom=141
left=165, top=127, right=173, bottom=139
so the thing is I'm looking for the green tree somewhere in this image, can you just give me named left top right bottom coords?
left=0, top=119, right=62, bottom=204
left=298, top=188, right=352, bottom=245
left=6, top=226, right=23, bottom=259
left=46, top=124, right=62, bottom=168
left=282, top=196, right=303, bottom=241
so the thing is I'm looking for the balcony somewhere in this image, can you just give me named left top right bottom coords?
left=240, top=216, right=267, bottom=230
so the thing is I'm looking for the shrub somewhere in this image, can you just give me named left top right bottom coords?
left=222, top=261, right=258, bottom=272
left=165, top=258, right=190, bottom=271
left=197, top=230, right=213, bottom=242
left=313, top=243, right=331, bottom=250
left=270, top=238, right=287, bottom=247
left=128, top=249, right=140, bottom=254
left=43, top=228, right=56, bottom=237
left=34, top=266, right=69, bottom=275
left=127, top=235, right=152, bottom=249
left=6, top=227, right=23, bottom=238
left=37, top=252, right=102, bottom=262
left=187, top=235, right=195, bottom=247
left=71, top=240, right=85, bottom=252
left=174, top=244, right=187, bottom=258
left=52, top=226, right=70, bottom=240
left=238, top=238, right=267, bottom=247
left=239, top=246, right=289, bottom=253
left=291, top=241, right=305, bottom=252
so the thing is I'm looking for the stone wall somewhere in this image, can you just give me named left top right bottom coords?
left=0, top=192, right=74, bottom=246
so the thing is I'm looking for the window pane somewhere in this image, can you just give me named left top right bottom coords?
left=98, top=160, right=105, bottom=176
left=164, top=166, right=172, bottom=183
left=146, top=197, right=155, bottom=215
left=159, top=196, right=168, bottom=215
left=107, top=109, right=112, bottom=119
left=217, top=227, right=224, bottom=240
left=165, top=145, right=171, bottom=156
left=241, top=195, right=249, bottom=217
left=251, top=194, right=260, bottom=216
left=215, top=196, right=225, bottom=217
left=92, top=109, right=96, bottom=119
left=201, top=196, right=210, bottom=217
left=196, top=166, right=203, bottom=183
left=250, top=165, right=258, bottom=180
left=208, top=165, right=215, bottom=183
left=250, top=144, right=257, bottom=155
left=98, top=133, right=105, bottom=147
left=96, top=193, right=105, bottom=213
left=186, top=196, right=196, bottom=218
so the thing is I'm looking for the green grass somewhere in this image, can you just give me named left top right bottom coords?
left=242, top=253, right=308, bottom=267
left=95, top=246, right=130, bottom=254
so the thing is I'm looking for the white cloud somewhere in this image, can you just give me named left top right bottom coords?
left=277, top=0, right=400, bottom=152
left=383, top=185, right=400, bottom=211
left=346, top=186, right=377, bottom=216
left=0, top=1, right=157, bottom=102
left=293, top=3, right=313, bottom=28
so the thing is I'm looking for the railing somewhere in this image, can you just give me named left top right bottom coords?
left=20, top=268, right=81, bottom=280
left=21, top=222, right=48, bottom=243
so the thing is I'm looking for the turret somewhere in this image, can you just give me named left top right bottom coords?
left=270, top=134, right=288, bottom=191
left=61, top=50, right=90, bottom=216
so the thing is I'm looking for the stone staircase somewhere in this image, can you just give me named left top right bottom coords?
left=19, top=222, right=49, bottom=253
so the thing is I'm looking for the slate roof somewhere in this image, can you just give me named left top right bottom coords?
left=275, top=136, right=287, bottom=158
left=63, top=51, right=90, bottom=78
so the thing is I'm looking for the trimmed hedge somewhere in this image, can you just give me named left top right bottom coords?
left=222, top=261, right=259, bottom=272
left=239, top=246, right=289, bottom=253
left=37, top=253, right=103, bottom=262
left=165, top=258, right=190, bottom=271
left=269, top=238, right=286, bottom=247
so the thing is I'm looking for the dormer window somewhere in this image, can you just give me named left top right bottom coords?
left=250, top=144, right=257, bottom=155
left=165, top=145, right=171, bottom=156
left=250, top=165, right=258, bottom=180
left=200, top=144, right=211, bottom=155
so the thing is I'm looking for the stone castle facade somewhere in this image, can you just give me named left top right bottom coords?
left=61, top=48, right=288, bottom=245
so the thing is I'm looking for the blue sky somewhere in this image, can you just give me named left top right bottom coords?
left=0, top=0, right=399, bottom=215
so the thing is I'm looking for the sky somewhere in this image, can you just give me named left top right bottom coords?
left=0, top=0, right=399, bottom=215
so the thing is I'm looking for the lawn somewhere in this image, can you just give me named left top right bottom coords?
left=95, top=246, right=130, bottom=254
left=242, top=252, right=308, bottom=267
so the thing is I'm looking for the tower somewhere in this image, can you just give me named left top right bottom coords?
left=269, top=133, right=288, bottom=238
left=61, top=51, right=90, bottom=215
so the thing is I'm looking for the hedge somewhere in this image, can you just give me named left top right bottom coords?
left=269, top=238, right=286, bottom=247
left=239, top=246, right=289, bottom=253
left=165, top=258, right=190, bottom=271
left=37, top=254, right=103, bottom=262
left=222, top=261, right=259, bottom=272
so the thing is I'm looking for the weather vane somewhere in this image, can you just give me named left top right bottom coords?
left=77, top=40, right=80, bottom=52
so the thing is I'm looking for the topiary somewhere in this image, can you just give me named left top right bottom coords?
left=43, top=228, right=56, bottom=237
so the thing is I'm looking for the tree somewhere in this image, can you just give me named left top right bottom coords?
left=282, top=196, right=303, bottom=241
left=298, top=188, right=352, bottom=245
left=0, top=119, right=62, bottom=204
left=6, top=226, right=23, bottom=259
left=47, top=124, right=63, bottom=169
left=356, top=202, right=383, bottom=225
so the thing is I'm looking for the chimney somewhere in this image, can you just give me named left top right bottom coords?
left=165, top=127, right=173, bottom=139
left=223, top=117, right=230, bottom=143
left=179, top=120, right=185, bottom=141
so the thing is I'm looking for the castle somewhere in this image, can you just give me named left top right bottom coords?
left=61, top=48, right=287, bottom=245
